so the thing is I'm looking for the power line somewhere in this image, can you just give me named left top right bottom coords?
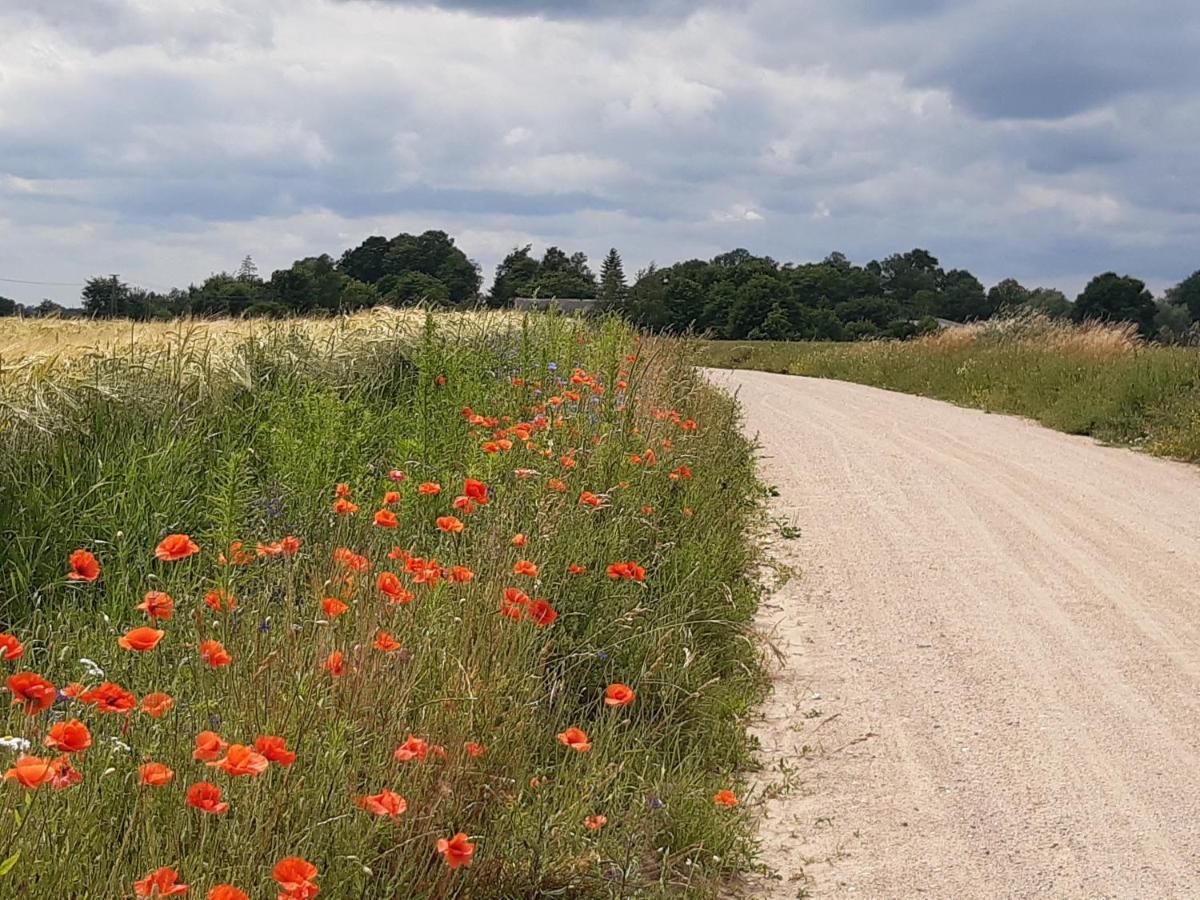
left=0, top=275, right=178, bottom=292
left=0, top=276, right=82, bottom=287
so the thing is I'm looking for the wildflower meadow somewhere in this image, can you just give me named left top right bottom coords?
left=0, top=311, right=763, bottom=897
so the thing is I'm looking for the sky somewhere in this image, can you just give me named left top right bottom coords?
left=1, top=0, right=1197, bottom=307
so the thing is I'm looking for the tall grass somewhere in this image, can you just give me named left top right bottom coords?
left=0, top=311, right=764, bottom=897
left=698, top=314, right=1200, bottom=461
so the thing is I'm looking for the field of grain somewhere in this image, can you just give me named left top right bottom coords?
left=0, top=311, right=762, bottom=898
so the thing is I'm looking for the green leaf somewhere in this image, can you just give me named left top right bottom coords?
left=0, top=851, right=20, bottom=877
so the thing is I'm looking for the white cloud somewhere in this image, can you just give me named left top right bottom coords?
left=0, top=0, right=1196, bottom=306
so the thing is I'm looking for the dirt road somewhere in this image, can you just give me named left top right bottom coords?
left=708, top=370, right=1200, bottom=899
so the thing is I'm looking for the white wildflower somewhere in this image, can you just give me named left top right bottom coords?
left=0, top=736, right=32, bottom=753
left=78, top=658, right=105, bottom=678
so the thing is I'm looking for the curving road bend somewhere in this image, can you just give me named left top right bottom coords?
left=707, top=369, right=1200, bottom=900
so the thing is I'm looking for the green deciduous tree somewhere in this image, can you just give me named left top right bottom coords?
left=987, top=278, right=1030, bottom=312
left=382, top=272, right=451, bottom=306
left=82, top=275, right=131, bottom=317
left=1073, top=272, right=1157, bottom=335
left=1166, top=270, right=1200, bottom=322
left=488, top=246, right=540, bottom=308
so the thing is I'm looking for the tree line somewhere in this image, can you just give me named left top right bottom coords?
left=2, top=232, right=1198, bottom=342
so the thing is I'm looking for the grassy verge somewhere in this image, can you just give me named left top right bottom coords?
left=698, top=316, right=1200, bottom=462
left=0, top=311, right=763, bottom=897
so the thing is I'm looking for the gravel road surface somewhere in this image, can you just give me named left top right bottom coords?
left=709, top=370, right=1200, bottom=899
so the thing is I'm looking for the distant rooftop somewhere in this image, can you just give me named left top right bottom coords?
left=513, top=297, right=597, bottom=313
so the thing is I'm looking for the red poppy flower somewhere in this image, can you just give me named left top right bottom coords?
left=606, top=561, right=646, bottom=582
left=604, top=683, right=635, bottom=707
left=511, top=533, right=527, bottom=547
left=7, top=672, right=56, bottom=714
left=464, top=741, right=486, bottom=758
left=141, top=692, right=174, bottom=718
left=61, top=682, right=85, bottom=699
left=448, top=565, right=473, bottom=583
left=579, top=491, right=602, bottom=508
left=207, top=744, right=269, bottom=777
left=80, top=681, right=136, bottom=714
left=208, top=886, right=249, bottom=900
left=357, top=788, right=407, bottom=820
left=281, top=535, right=302, bottom=556
left=546, top=478, right=567, bottom=493
left=387, top=469, right=406, bottom=482
left=217, top=541, right=254, bottom=567
left=67, top=549, right=101, bottom=582
left=321, top=597, right=349, bottom=617
left=137, top=590, right=174, bottom=620
left=44, top=719, right=91, bottom=753
left=566, top=564, right=587, bottom=575
left=436, top=515, right=464, bottom=533
left=383, top=490, right=401, bottom=505
left=272, top=857, right=319, bottom=899
left=407, top=556, right=442, bottom=586
left=376, top=571, right=413, bottom=604
left=373, top=632, right=401, bottom=653
left=451, top=495, right=475, bottom=514
left=585, top=814, right=608, bottom=830
left=418, top=482, right=441, bottom=496
left=118, top=626, right=165, bottom=652
left=463, top=478, right=489, bottom=504
left=0, top=633, right=23, bottom=661
left=155, top=533, right=199, bottom=562
left=254, top=735, right=296, bottom=766
left=199, top=640, right=232, bottom=668
left=43, top=756, right=73, bottom=790
left=3, top=754, right=55, bottom=789
left=373, top=509, right=398, bottom=529
left=133, top=867, right=188, bottom=897
left=192, top=731, right=228, bottom=762
left=323, top=650, right=344, bottom=677
left=186, top=781, right=229, bottom=814
left=713, top=789, right=738, bottom=807
left=557, top=726, right=591, bottom=752
left=527, top=599, right=558, bottom=627
left=335, top=483, right=352, bottom=498
left=257, top=541, right=285, bottom=557
left=503, top=586, right=530, bottom=605
left=436, top=832, right=476, bottom=869
left=140, top=762, right=174, bottom=787
left=334, top=547, right=370, bottom=571
left=204, top=589, right=236, bottom=613
left=513, top=559, right=538, bottom=578
left=393, top=735, right=429, bottom=762
left=333, top=498, right=359, bottom=515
